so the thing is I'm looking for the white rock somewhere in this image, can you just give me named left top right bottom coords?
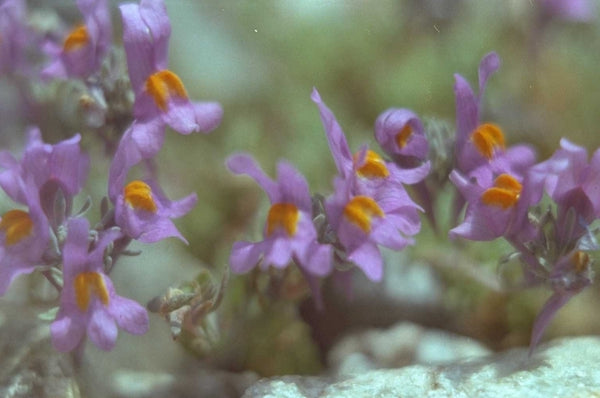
left=329, top=322, right=491, bottom=375
left=243, top=336, right=600, bottom=398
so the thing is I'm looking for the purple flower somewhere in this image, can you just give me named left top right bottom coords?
left=454, top=52, right=499, bottom=169
left=42, top=0, right=112, bottom=79
left=119, top=0, right=222, bottom=136
left=51, top=217, right=149, bottom=352
left=529, top=250, right=593, bottom=354
left=310, top=88, right=425, bottom=280
left=449, top=169, right=539, bottom=242
left=0, top=0, right=30, bottom=75
left=227, top=153, right=332, bottom=276
left=454, top=52, right=535, bottom=178
left=108, top=159, right=197, bottom=244
left=531, top=139, right=600, bottom=218
left=374, top=108, right=429, bottom=164
left=110, top=0, right=222, bottom=177
left=311, top=88, right=429, bottom=198
left=0, top=128, right=89, bottom=221
left=539, top=0, right=595, bottom=22
left=0, top=178, right=49, bottom=295
left=528, top=139, right=600, bottom=249
left=325, top=176, right=422, bottom=281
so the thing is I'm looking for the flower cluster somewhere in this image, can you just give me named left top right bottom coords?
left=448, top=53, right=598, bottom=352
left=228, top=51, right=600, bottom=354
left=228, top=88, right=430, bottom=302
left=1, top=0, right=598, bottom=361
left=0, top=0, right=221, bottom=352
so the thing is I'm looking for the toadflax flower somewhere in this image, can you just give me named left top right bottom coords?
left=311, top=88, right=429, bottom=198
left=227, top=153, right=332, bottom=276
left=118, top=0, right=221, bottom=146
left=51, top=217, right=149, bottom=352
left=0, top=127, right=89, bottom=225
left=311, top=88, right=426, bottom=281
left=451, top=52, right=536, bottom=228
left=42, top=0, right=112, bottom=79
left=449, top=168, right=540, bottom=242
left=374, top=108, right=429, bottom=166
left=325, top=176, right=422, bottom=281
left=529, top=139, right=600, bottom=247
left=110, top=0, right=223, bottom=186
left=453, top=52, right=535, bottom=178
left=108, top=160, right=197, bottom=244
left=0, top=177, right=49, bottom=295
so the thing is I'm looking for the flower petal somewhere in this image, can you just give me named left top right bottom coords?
left=276, top=161, right=312, bottom=211
left=193, top=101, right=223, bottom=133
left=63, top=218, right=93, bottom=278
left=348, top=242, right=383, bottom=281
left=311, top=88, right=353, bottom=178
left=297, top=241, right=332, bottom=277
left=120, top=3, right=158, bottom=92
left=139, top=0, right=171, bottom=71
left=161, top=96, right=199, bottom=134
left=229, top=240, right=265, bottom=273
left=108, top=295, right=149, bottom=335
left=226, top=153, right=279, bottom=202
left=454, top=74, right=478, bottom=152
left=374, top=108, right=428, bottom=159
left=478, top=52, right=500, bottom=100
left=263, top=237, right=292, bottom=268
left=108, top=119, right=165, bottom=201
left=51, top=311, right=86, bottom=352
left=88, top=307, right=118, bottom=351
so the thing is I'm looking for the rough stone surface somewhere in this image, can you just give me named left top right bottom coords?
left=109, top=369, right=258, bottom=398
left=329, top=322, right=491, bottom=375
left=243, top=336, right=600, bottom=398
left=0, top=303, right=80, bottom=398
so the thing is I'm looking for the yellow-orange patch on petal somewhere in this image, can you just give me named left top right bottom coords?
left=470, top=123, right=505, bottom=159
left=395, top=124, right=413, bottom=149
left=63, top=25, right=89, bottom=52
left=355, top=150, right=390, bottom=179
left=0, top=210, right=33, bottom=246
left=572, top=251, right=590, bottom=273
left=343, top=196, right=384, bottom=233
left=124, top=180, right=157, bottom=213
left=74, top=272, right=110, bottom=312
left=144, top=69, right=188, bottom=111
left=266, top=203, right=299, bottom=237
left=481, top=173, right=522, bottom=209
